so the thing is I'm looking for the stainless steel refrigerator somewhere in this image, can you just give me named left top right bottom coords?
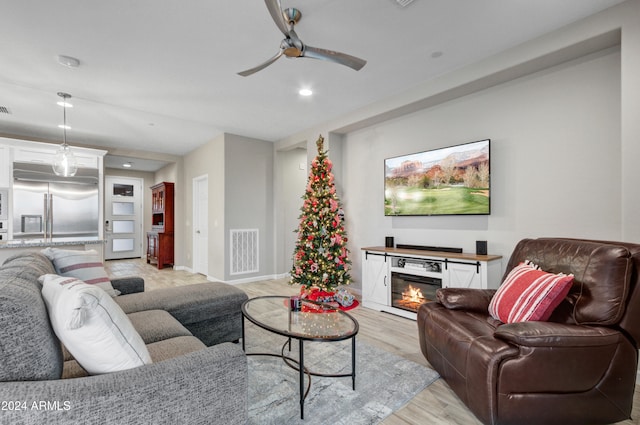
left=12, top=162, right=99, bottom=241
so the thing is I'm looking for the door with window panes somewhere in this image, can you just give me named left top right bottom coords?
left=105, top=177, right=143, bottom=260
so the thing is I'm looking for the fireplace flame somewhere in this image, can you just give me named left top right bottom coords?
left=402, top=285, right=424, bottom=303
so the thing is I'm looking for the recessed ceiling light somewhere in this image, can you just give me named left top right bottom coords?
left=299, top=88, right=313, bottom=96
left=123, top=162, right=133, bottom=168
left=57, top=55, right=80, bottom=68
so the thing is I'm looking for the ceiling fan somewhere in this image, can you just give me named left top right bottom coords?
left=237, top=0, right=367, bottom=77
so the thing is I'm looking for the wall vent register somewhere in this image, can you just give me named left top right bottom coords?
left=230, top=229, right=259, bottom=275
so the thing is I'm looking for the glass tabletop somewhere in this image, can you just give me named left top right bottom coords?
left=242, top=295, right=359, bottom=341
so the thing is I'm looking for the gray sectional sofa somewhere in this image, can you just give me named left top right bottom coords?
left=0, top=252, right=249, bottom=425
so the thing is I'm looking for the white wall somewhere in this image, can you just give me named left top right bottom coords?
left=182, top=133, right=274, bottom=281
left=620, top=0, right=640, bottom=240
left=224, top=134, right=274, bottom=281
left=343, top=49, right=621, bottom=288
left=275, top=147, right=308, bottom=274
left=275, top=0, right=640, bottom=291
left=182, top=134, right=225, bottom=278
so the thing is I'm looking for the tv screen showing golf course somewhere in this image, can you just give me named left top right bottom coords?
left=384, top=139, right=490, bottom=216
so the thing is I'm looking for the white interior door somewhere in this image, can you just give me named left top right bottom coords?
left=105, top=176, right=143, bottom=260
left=193, top=175, right=208, bottom=275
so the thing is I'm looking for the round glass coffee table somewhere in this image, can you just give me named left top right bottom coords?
left=241, top=295, right=359, bottom=420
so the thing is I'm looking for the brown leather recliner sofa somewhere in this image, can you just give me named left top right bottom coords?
left=418, top=237, right=640, bottom=425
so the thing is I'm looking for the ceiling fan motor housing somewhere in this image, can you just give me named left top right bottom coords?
left=283, top=8, right=301, bottom=25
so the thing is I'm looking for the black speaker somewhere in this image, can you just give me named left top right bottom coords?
left=476, top=240, right=488, bottom=255
left=385, top=236, right=394, bottom=248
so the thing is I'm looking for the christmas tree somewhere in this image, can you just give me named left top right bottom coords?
left=290, top=135, right=351, bottom=295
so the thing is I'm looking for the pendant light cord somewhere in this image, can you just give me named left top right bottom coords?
left=59, top=92, right=70, bottom=147
left=53, top=91, right=78, bottom=177
left=62, top=98, right=68, bottom=147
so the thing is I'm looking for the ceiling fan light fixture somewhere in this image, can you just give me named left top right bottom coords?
left=52, top=92, right=78, bottom=177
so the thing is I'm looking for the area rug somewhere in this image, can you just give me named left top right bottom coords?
left=244, top=321, right=439, bottom=425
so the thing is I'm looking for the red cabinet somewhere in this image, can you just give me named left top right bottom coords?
left=147, top=182, right=174, bottom=269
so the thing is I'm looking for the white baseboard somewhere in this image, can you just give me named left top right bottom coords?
left=225, top=273, right=289, bottom=285
left=173, top=265, right=192, bottom=273
left=203, top=275, right=222, bottom=282
left=169, top=267, right=289, bottom=284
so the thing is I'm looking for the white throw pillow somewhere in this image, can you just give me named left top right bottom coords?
left=40, top=274, right=152, bottom=375
left=41, top=247, right=120, bottom=297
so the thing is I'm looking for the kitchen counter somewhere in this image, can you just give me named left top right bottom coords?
left=0, top=238, right=104, bottom=249
left=0, top=238, right=105, bottom=264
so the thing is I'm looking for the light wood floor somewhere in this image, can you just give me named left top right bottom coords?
left=105, top=259, right=640, bottom=425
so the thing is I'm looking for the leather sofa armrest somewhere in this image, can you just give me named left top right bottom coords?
left=495, top=321, right=622, bottom=348
left=436, top=288, right=496, bottom=313
left=111, top=276, right=145, bottom=295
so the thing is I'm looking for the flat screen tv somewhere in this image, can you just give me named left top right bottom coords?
left=384, top=139, right=490, bottom=216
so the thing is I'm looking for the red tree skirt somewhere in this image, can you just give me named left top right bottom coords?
left=284, top=298, right=360, bottom=313
left=337, top=299, right=359, bottom=311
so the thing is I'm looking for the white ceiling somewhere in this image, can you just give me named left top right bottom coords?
left=103, top=155, right=171, bottom=172
left=0, top=0, right=625, bottom=169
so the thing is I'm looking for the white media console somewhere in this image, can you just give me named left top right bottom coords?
left=361, top=246, right=503, bottom=320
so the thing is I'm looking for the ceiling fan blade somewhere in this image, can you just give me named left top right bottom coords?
left=264, top=0, right=289, bottom=36
left=303, top=46, right=367, bottom=71
left=237, top=49, right=284, bottom=77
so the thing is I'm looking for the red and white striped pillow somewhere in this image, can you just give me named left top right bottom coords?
left=488, top=261, right=574, bottom=323
left=41, top=248, right=120, bottom=297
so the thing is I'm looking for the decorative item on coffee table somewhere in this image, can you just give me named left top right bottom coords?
left=290, top=135, right=354, bottom=308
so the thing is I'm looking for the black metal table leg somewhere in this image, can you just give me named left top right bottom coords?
left=299, top=339, right=305, bottom=419
left=241, top=316, right=246, bottom=352
left=352, top=336, right=356, bottom=390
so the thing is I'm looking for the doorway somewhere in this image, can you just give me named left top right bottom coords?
left=104, top=176, right=143, bottom=260
left=193, top=175, right=208, bottom=275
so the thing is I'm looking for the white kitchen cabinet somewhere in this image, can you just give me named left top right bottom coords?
left=0, top=138, right=103, bottom=170
left=0, top=146, right=9, bottom=187
left=13, top=146, right=98, bottom=168
left=0, top=137, right=106, bottom=242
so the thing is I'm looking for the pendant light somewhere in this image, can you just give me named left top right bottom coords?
left=52, top=92, right=78, bottom=177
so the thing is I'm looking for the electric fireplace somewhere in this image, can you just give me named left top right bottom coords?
left=390, top=272, right=442, bottom=313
